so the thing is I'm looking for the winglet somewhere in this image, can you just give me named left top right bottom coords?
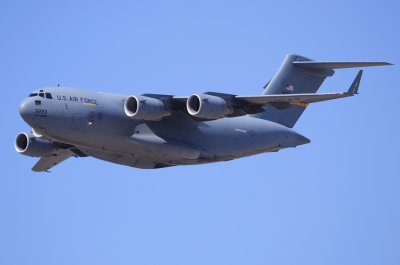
left=348, top=70, right=363, bottom=94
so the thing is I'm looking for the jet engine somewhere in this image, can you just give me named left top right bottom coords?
left=124, top=95, right=170, bottom=120
left=14, top=132, right=57, bottom=157
left=186, top=94, right=232, bottom=119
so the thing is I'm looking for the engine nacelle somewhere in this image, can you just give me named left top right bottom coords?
left=14, top=132, right=57, bottom=157
left=124, top=95, right=170, bottom=120
left=186, top=94, right=232, bottom=119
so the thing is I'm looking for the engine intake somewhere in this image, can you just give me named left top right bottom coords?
left=124, top=95, right=170, bottom=120
left=186, top=94, right=232, bottom=119
left=14, top=132, right=57, bottom=157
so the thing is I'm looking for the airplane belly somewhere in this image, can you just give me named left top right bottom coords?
left=200, top=116, right=303, bottom=159
left=76, top=146, right=174, bottom=169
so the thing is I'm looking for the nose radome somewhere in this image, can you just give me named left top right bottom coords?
left=19, top=98, right=31, bottom=122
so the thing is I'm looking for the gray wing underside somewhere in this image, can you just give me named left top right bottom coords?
left=32, top=149, right=75, bottom=172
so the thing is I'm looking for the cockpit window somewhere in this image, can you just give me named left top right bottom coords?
left=29, top=90, right=53, bottom=99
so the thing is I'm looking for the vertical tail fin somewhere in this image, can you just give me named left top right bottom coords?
left=256, top=54, right=334, bottom=128
left=255, top=54, right=390, bottom=127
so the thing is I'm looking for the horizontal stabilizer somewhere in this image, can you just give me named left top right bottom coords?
left=293, top=61, right=392, bottom=69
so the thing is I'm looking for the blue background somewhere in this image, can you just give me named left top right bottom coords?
left=1, top=1, right=399, bottom=264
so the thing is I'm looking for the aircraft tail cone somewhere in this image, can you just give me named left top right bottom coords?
left=297, top=134, right=311, bottom=145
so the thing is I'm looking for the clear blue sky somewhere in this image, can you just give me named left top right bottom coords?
left=1, top=1, right=399, bottom=264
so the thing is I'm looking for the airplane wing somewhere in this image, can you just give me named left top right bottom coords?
left=236, top=70, right=362, bottom=106
left=169, top=70, right=362, bottom=114
left=32, top=148, right=75, bottom=172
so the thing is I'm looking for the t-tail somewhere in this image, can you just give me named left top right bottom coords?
left=256, top=54, right=391, bottom=128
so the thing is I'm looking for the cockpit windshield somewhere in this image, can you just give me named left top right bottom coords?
left=28, top=90, right=53, bottom=99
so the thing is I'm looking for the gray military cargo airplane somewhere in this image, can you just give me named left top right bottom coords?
left=15, top=54, right=391, bottom=172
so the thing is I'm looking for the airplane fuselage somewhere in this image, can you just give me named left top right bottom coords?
left=18, top=87, right=309, bottom=169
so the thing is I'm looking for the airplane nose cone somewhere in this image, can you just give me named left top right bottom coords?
left=19, top=98, right=32, bottom=122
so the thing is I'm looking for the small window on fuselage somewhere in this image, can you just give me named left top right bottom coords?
left=39, top=92, right=45, bottom=98
left=29, top=93, right=38, bottom=97
left=45, top=93, right=52, bottom=99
